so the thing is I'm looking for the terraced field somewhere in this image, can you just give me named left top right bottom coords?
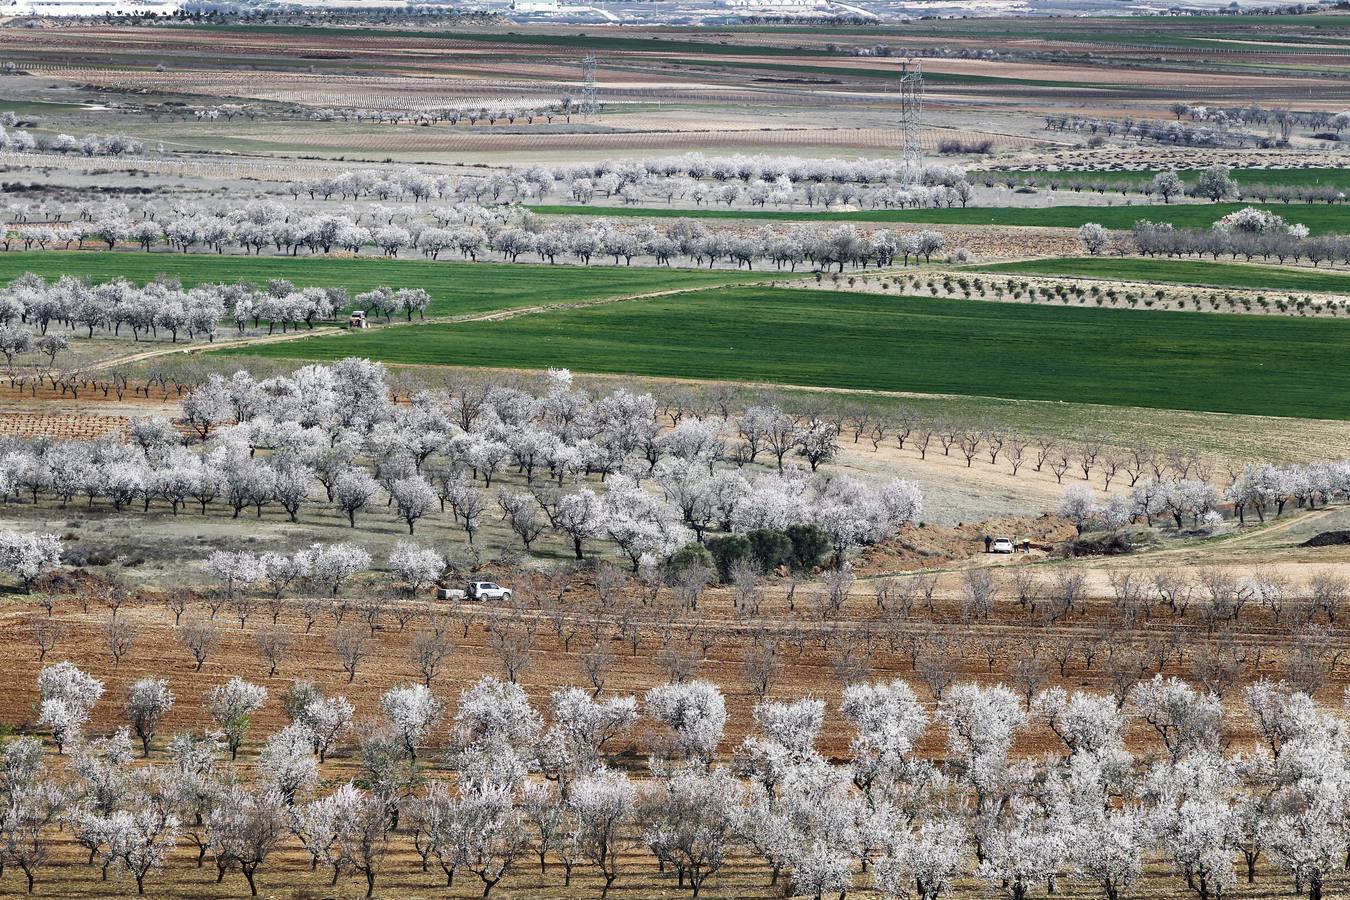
left=228, top=284, right=1350, bottom=420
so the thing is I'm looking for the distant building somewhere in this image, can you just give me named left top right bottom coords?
left=720, top=0, right=829, bottom=7
left=2, top=0, right=182, bottom=14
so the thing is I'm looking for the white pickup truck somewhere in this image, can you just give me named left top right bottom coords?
left=437, top=581, right=512, bottom=602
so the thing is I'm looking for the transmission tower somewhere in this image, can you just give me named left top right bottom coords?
left=898, top=60, right=924, bottom=184
left=580, top=53, right=599, bottom=118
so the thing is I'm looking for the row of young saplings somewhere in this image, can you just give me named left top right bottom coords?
left=845, top=272, right=1346, bottom=318
left=43, top=554, right=1348, bottom=706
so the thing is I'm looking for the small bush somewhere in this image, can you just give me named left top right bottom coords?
left=747, top=528, right=793, bottom=574
left=63, top=545, right=116, bottom=567
left=706, top=534, right=753, bottom=583
left=1059, top=532, right=1135, bottom=557
left=937, top=138, right=993, bottom=155
left=668, top=542, right=714, bottom=573
left=785, top=523, right=830, bottom=571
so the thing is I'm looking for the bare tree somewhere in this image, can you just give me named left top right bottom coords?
left=669, top=560, right=713, bottom=613
left=917, top=637, right=956, bottom=699
left=1104, top=649, right=1145, bottom=708
left=1191, top=637, right=1244, bottom=699
left=831, top=639, right=869, bottom=686
left=1006, top=435, right=1027, bottom=475
left=961, top=569, right=998, bottom=621
left=492, top=628, right=533, bottom=683
left=360, top=595, right=388, bottom=637
left=915, top=573, right=939, bottom=615
left=975, top=635, right=1004, bottom=674
left=1284, top=625, right=1336, bottom=696
left=165, top=590, right=191, bottom=626
left=1310, top=571, right=1349, bottom=624
left=1078, top=432, right=1104, bottom=481
left=1010, top=654, right=1049, bottom=709
left=410, top=625, right=451, bottom=687
left=1196, top=567, right=1241, bottom=628
left=30, top=592, right=57, bottom=617
left=784, top=572, right=801, bottom=613
left=1108, top=571, right=1148, bottom=624
left=1049, top=570, right=1086, bottom=621
left=741, top=631, right=779, bottom=704
left=729, top=558, right=761, bottom=617
left=232, top=593, right=258, bottom=630
left=1034, top=439, right=1055, bottom=473
left=656, top=641, right=699, bottom=683
left=1012, top=569, right=1043, bottom=615
left=104, top=616, right=140, bottom=667
left=1144, top=629, right=1185, bottom=674
left=1079, top=626, right=1113, bottom=672
left=332, top=625, right=370, bottom=684
left=204, top=591, right=230, bottom=620
left=582, top=638, right=614, bottom=697
left=180, top=619, right=221, bottom=672
left=1051, top=637, right=1079, bottom=676
left=1153, top=570, right=1193, bottom=618
left=594, top=564, right=629, bottom=609
left=101, top=579, right=131, bottom=619
left=297, top=597, right=323, bottom=634
left=820, top=564, right=856, bottom=619
left=29, top=615, right=66, bottom=662
left=1049, top=451, right=1071, bottom=484
left=1252, top=569, right=1290, bottom=624
left=265, top=594, right=287, bottom=627
left=871, top=577, right=896, bottom=611
left=255, top=625, right=292, bottom=677
left=391, top=603, right=420, bottom=632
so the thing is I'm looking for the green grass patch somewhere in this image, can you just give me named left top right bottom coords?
left=528, top=202, right=1346, bottom=234
left=227, top=285, right=1350, bottom=420
left=0, top=252, right=765, bottom=317
left=971, top=258, right=1350, bottom=294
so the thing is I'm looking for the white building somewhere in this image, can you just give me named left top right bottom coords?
left=1, top=0, right=182, bottom=15
left=720, top=0, right=829, bottom=7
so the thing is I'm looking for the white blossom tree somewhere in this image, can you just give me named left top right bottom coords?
left=570, top=768, right=636, bottom=897
left=380, top=683, right=443, bottom=763
left=645, top=681, right=727, bottom=766
left=0, top=530, right=61, bottom=592
left=36, top=661, right=104, bottom=754
left=206, top=677, right=268, bottom=760
left=124, top=678, right=174, bottom=758
left=205, top=785, right=289, bottom=896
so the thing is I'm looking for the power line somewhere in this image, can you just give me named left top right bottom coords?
left=580, top=53, right=599, bottom=119
left=898, top=60, right=923, bottom=184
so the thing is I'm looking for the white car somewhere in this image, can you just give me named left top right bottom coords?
left=436, top=582, right=513, bottom=602
left=467, top=581, right=512, bottom=601
left=991, top=538, right=1015, bottom=554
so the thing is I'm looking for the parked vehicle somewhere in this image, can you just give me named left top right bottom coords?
left=437, top=581, right=512, bottom=602
left=468, top=581, right=512, bottom=601
left=991, top=537, right=1015, bottom=554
